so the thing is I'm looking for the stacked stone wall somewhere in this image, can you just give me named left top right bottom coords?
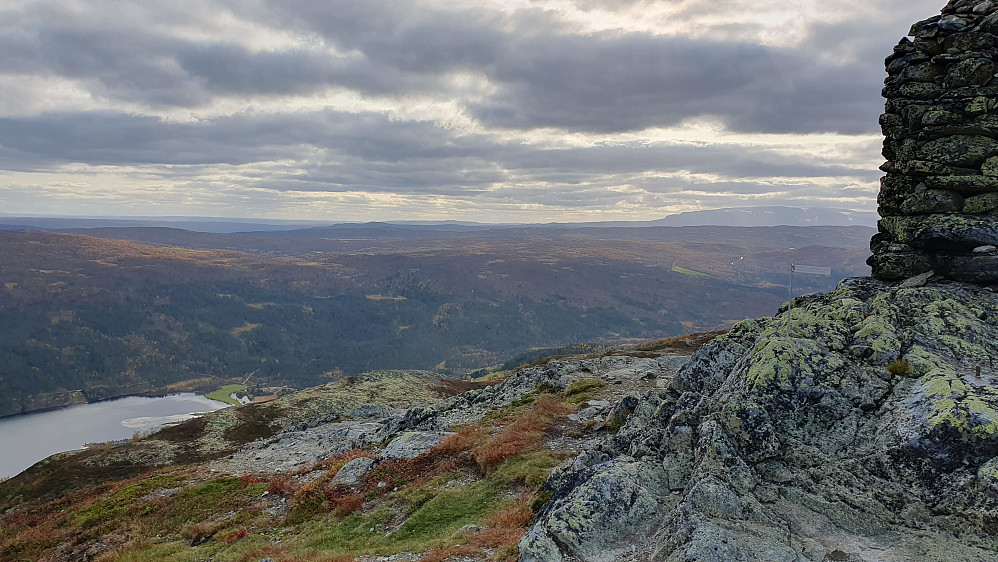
left=871, top=0, right=998, bottom=283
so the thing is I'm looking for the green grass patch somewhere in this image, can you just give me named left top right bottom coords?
left=69, top=474, right=181, bottom=529
left=307, top=478, right=505, bottom=557
left=672, top=264, right=710, bottom=277
left=107, top=533, right=270, bottom=562
left=107, top=540, right=190, bottom=561
left=159, top=478, right=266, bottom=528
left=492, top=451, right=563, bottom=487
left=394, top=479, right=501, bottom=541
left=300, top=448, right=561, bottom=558
left=396, top=472, right=466, bottom=509
left=564, top=378, right=607, bottom=404
left=205, top=384, right=248, bottom=406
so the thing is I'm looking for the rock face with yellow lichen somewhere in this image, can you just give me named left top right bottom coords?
left=521, top=278, right=998, bottom=561
left=872, top=0, right=998, bottom=282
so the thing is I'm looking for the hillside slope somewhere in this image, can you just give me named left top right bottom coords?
left=2, top=278, right=997, bottom=560
left=0, top=344, right=695, bottom=561
left=0, top=228, right=867, bottom=417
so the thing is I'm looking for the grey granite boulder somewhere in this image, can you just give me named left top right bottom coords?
left=521, top=460, right=671, bottom=562
left=330, top=456, right=376, bottom=486
left=379, top=431, right=450, bottom=460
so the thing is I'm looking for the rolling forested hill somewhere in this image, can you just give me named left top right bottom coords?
left=0, top=225, right=872, bottom=416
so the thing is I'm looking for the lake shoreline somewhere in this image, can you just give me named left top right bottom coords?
left=0, top=390, right=232, bottom=421
left=1, top=381, right=235, bottom=420
left=0, top=393, right=231, bottom=479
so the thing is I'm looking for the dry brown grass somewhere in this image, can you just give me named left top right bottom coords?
left=476, top=526, right=528, bottom=551
left=231, top=544, right=356, bottom=562
left=419, top=544, right=482, bottom=562
left=331, top=492, right=364, bottom=517
left=435, top=425, right=489, bottom=456
left=471, top=395, right=571, bottom=471
left=486, top=496, right=533, bottom=529
left=463, top=494, right=532, bottom=552
left=93, top=540, right=155, bottom=561
left=267, top=474, right=296, bottom=496
left=181, top=518, right=228, bottom=543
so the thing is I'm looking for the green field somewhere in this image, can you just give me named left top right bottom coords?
left=205, top=384, right=248, bottom=406
left=672, top=265, right=710, bottom=278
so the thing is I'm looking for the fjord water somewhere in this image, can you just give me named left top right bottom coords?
left=0, top=394, right=228, bottom=478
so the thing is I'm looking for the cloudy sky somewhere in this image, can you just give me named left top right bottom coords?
left=0, top=0, right=943, bottom=222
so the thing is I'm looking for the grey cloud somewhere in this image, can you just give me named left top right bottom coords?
left=0, top=0, right=920, bottom=135
left=0, top=2, right=452, bottom=108
left=5, top=107, right=868, bottom=169
left=0, top=0, right=919, bottom=218
left=468, top=31, right=884, bottom=134
left=0, top=110, right=485, bottom=168
left=266, top=0, right=890, bottom=134
left=0, top=109, right=870, bottom=200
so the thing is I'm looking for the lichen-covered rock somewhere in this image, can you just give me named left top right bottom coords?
left=916, top=135, right=998, bottom=166
left=880, top=213, right=998, bottom=249
left=964, top=191, right=998, bottom=214
left=523, top=460, right=673, bottom=562
left=866, top=249, right=934, bottom=280
left=899, top=188, right=963, bottom=214
left=522, top=278, right=998, bottom=561
left=942, top=253, right=998, bottom=281
left=379, top=431, right=450, bottom=460
left=872, top=0, right=998, bottom=283
left=330, top=456, right=376, bottom=486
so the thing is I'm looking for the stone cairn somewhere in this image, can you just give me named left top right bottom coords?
left=871, top=0, right=998, bottom=283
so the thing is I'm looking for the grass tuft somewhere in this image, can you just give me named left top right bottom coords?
left=564, top=378, right=607, bottom=403
left=471, top=395, right=571, bottom=471
left=886, top=359, right=912, bottom=377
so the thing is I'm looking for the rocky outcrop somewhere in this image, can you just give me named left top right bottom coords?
left=521, top=278, right=998, bottom=561
left=872, top=0, right=998, bottom=282
left=209, top=355, right=683, bottom=476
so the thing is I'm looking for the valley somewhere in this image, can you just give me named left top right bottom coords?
left=0, top=224, right=872, bottom=418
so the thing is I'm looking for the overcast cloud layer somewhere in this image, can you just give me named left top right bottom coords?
left=0, top=0, right=944, bottom=221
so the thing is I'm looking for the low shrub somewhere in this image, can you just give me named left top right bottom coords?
left=886, top=359, right=912, bottom=377
left=332, top=493, right=364, bottom=517
left=267, top=474, right=296, bottom=496
left=240, top=474, right=267, bottom=489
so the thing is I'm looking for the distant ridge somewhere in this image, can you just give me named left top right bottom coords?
left=655, top=206, right=878, bottom=227
left=0, top=206, right=878, bottom=234
left=0, top=216, right=329, bottom=234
